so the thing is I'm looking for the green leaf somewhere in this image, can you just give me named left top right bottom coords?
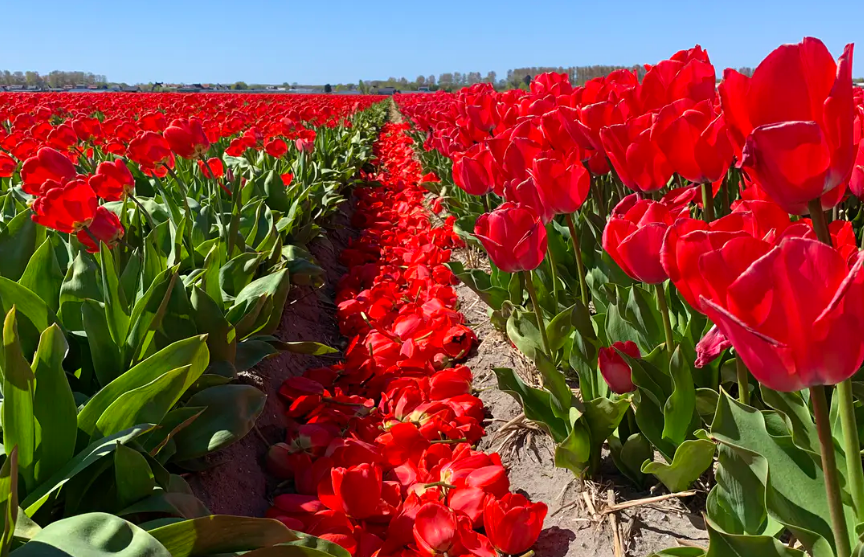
left=0, top=448, right=19, bottom=557
left=283, top=533, right=352, bottom=557
left=9, top=512, right=170, bottom=557
left=278, top=341, right=339, bottom=356
left=94, top=364, right=202, bottom=439
left=226, top=270, right=291, bottom=340
left=114, top=444, right=155, bottom=509
left=556, top=397, right=630, bottom=477
left=706, top=444, right=773, bottom=536
left=171, top=385, right=266, bottom=462
left=99, top=242, right=130, bottom=347
left=609, top=432, right=653, bottom=487
left=77, top=336, right=209, bottom=438
left=0, top=211, right=40, bottom=282
left=148, top=516, right=301, bottom=557
left=760, top=386, right=820, bottom=454
left=444, top=262, right=509, bottom=311
left=663, top=346, right=698, bottom=446
left=58, top=252, right=102, bottom=332
left=505, top=307, right=544, bottom=362
left=2, top=309, right=37, bottom=493
left=19, top=238, right=63, bottom=314
left=21, top=424, right=154, bottom=516
left=220, top=253, right=264, bottom=300
left=31, top=324, right=77, bottom=486
left=119, top=491, right=210, bottom=519
left=142, top=407, right=206, bottom=457
left=642, top=439, right=715, bottom=492
left=235, top=340, right=279, bottom=372
left=0, top=278, right=61, bottom=358
left=704, top=519, right=805, bottom=557
left=189, top=287, right=236, bottom=372
left=81, top=300, right=124, bottom=387
left=493, top=367, right=569, bottom=442
left=125, top=269, right=178, bottom=366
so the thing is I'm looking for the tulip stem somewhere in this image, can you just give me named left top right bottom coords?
left=162, top=165, right=196, bottom=261
left=128, top=195, right=156, bottom=230
left=735, top=357, right=750, bottom=406
left=565, top=213, right=589, bottom=303
left=837, top=379, right=864, bottom=522
left=700, top=182, right=714, bottom=222
left=546, top=245, right=561, bottom=310
left=810, top=385, right=852, bottom=557
left=592, top=174, right=607, bottom=218
left=523, top=270, right=552, bottom=358
left=654, top=283, right=675, bottom=352
left=481, top=194, right=490, bottom=213
left=808, top=199, right=832, bottom=245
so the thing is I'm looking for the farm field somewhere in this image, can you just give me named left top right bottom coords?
left=0, top=35, right=864, bottom=557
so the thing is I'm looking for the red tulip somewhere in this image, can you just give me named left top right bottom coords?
left=72, top=116, right=101, bottom=141
left=452, top=144, right=496, bottom=196
left=31, top=178, right=97, bottom=234
left=265, top=137, right=289, bottom=158
left=720, top=38, right=855, bottom=214
left=652, top=99, right=733, bottom=184
left=850, top=140, right=864, bottom=198
left=77, top=206, right=124, bottom=253
left=20, top=147, right=77, bottom=194
left=474, top=203, right=547, bottom=273
left=531, top=153, right=591, bottom=215
left=319, top=463, right=382, bottom=519
left=89, top=159, right=134, bottom=201
left=483, top=493, right=547, bottom=555
left=598, top=341, right=640, bottom=393
left=164, top=117, right=210, bottom=159
left=503, top=177, right=553, bottom=223
left=281, top=172, right=294, bottom=187
left=128, top=131, right=173, bottom=173
left=602, top=194, right=675, bottom=283
left=413, top=502, right=459, bottom=556
left=198, top=157, right=224, bottom=179
left=703, top=238, right=864, bottom=391
left=0, top=152, right=16, bottom=178
left=600, top=113, right=674, bottom=193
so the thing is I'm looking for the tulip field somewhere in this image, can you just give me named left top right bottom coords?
left=1, top=35, right=863, bottom=557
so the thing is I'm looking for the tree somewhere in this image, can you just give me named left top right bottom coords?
left=233, top=81, right=248, bottom=90
left=467, top=72, right=481, bottom=85
left=523, top=74, right=532, bottom=86
left=427, top=75, right=435, bottom=86
left=484, top=71, right=497, bottom=84
left=324, top=83, right=332, bottom=93
left=439, top=73, right=453, bottom=85
left=416, top=75, right=426, bottom=86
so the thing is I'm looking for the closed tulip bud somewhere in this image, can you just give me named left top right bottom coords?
left=474, top=202, right=547, bottom=273
left=598, top=341, right=641, bottom=393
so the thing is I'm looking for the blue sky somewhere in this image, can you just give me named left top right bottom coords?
left=2, top=0, right=862, bottom=84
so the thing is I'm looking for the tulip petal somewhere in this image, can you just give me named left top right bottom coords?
left=617, top=222, right=669, bottom=283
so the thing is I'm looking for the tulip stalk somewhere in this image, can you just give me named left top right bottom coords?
left=523, top=270, right=552, bottom=358
left=546, top=246, right=561, bottom=310
left=811, top=385, right=853, bottom=557
left=700, top=182, right=714, bottom=222
left=654, top=283, right=675, bottom=352
left=565, top=214, right=589, bottom=303
left=735, top=358, right=750, bottom=406
left=808, top=198, right=864, bottom=523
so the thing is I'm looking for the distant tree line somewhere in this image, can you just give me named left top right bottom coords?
left=0, top=70, right=109, bottom=88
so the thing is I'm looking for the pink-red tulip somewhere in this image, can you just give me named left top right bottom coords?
left=483, top=493, right=547, bottom=555
left=602, top=195, right=675, bottom=283
left=474, top=203, right=547, bottom=273
left=598, top=341, right=641, bottom=393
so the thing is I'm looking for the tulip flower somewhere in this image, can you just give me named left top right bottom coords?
left=598, top=341, right=641, bottom=394
left=319, top=463, right=383, bottom=519
left=89, top=159, right=134, bottom=201
left=602, top=194, right=674, bottom=284
left=20, top=147, right=77, bottom=194
left=31, top=178, right=98, bottom=234
left=77, top=206, right=124, bottom=253
left=851, top=141, right=864, bottom=198
left=721, top=38, right=855, bottom=214
left=483, top=493, right=547, bottom=555
left=164, top=117, right=210, bottom=159
left=702, top=237, right=864, bottom=392
left=265, top=137, right=289, bottom=158
left=600, top=113, right=674, bottom=194
left=0, top=152, right=17, bottom=178
left=474, top=203, right=547, bottom=273
left=530, top=153, right=591, bottom=216
left=452, top=144, right=496, bottom=196
left=413, top=502, right=459, bottom=556
left=127, top=131, right=173, bottom=177
left=198, top=157, right=225, bottom=179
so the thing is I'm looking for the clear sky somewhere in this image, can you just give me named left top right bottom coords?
left=2, top=0, right=862, bottom=84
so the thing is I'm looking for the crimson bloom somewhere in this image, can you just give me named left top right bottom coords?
left=413, top=502, right=459, bottom=556
left=265, top=137, right=289, bottom=158
left=89, top=159, right=134, bottom=201
left=721, top=38, right=855, bottom=214
left=127, top=131, right=173, bottom=176
left=530, top=152, right=591, bottom=215
left=0, top=152, right=16, bottom=178
left=31, top=178, right=98, bottom=233
left=703, top=238, right=864, bottom=392
left=452, top=144, right=497, bottom=196
left=474, top=202, right=547, bottom=273
left=602, top=194, right=675, bottom=283
left=164, top=117, right=210, bottom=159
left=318, top=463, right=382, bottom=519
left=198, top=157, right=225, bottom=179
left=599, top=341, right=641, bottom=393
left=483, top=493, right=547, bottom=555
left=600, top=113, right=674, bottom=193
left=77, top=206, right=124, bottom=253
left=20, top=147, right=77, bottom=194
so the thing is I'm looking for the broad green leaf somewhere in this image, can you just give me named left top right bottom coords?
left=142, top=407, right=206, bottom=457
left=663, top=346, right=698, bottom=446
left=533, top=351, right=571, bottom=418
left=278, top=341, right=339, bottom=356
left=31, top=325, right=77, bottom=486
left=505, top=307, right=544, bottom=362
left=81, top=300, right=124, bottom=387
left=643, top=439, right=715, bottom=492
left=58, top=252, right=102, bottom=332
left=220, top=253, right=264, bottom=300
left=119, top=491, right=210, bottom=519
left=125, top=268, right=178, bottom=365
left=78, top=336, right=209, bottom=438
left=22, top=424, right=154, bottom=516
left=9, top=512, right=170, bottom=557
left=1, top=309, right=36, bottom=493
left=0, top=211, right=41, bottom=282
left=704, top=519, right=805, bottom=557
left=235, top=340, right=279, bottom=372
left=0, top=448, right=18, bottom=557
left=609, top=432, right=652, bottom=487
left=99, top=242, right=130, bottom=346
left=706, top=444, right=774, bottom=536
left=761, top=386, right=820, bottom=454
left=171, top=385, right=266, bottom=462
left=227, top=270, right=291, bottom=340
left=190, top=287, right=236, bottom=370
left=0, top=278, right=61, bottom=358
left=148, top=516, right=300, bottom=557
left=444, top=262, right=509, bottom=311
left=94, top=364, right=201, bottom=439
left=494, top=367, right=569, bottom=443
left=19, top=238, right=63, bottom=314
left=114, top=444, right=155, bottom=509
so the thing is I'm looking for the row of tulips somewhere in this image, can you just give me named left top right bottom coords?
left=398, top=37, right=864, bottom=557
left=0, top=92, right=390, bottom=555
left=265, top=122, right=547, bottom=557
